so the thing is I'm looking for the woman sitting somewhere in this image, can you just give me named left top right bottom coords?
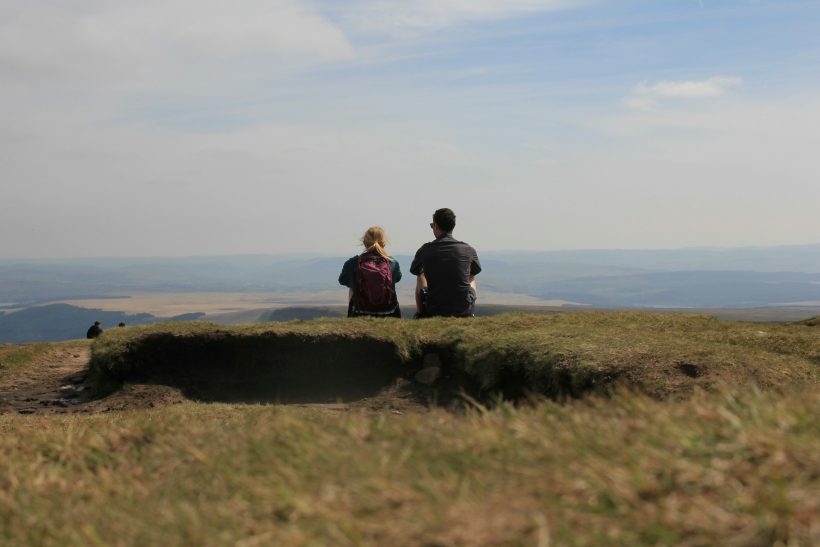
left=338, top=226, right=402, bottom=318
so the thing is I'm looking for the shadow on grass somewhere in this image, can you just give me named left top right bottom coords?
left=89, top=326, right=624, bottom=407
left=90, top=332, right=594, bottom=407
left=92, top=333, right=430, bottom=404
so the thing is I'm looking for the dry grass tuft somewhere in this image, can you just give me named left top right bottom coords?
left=0, top=387, right=817, bottom=545
left=2, top=312, right=817, bottom=545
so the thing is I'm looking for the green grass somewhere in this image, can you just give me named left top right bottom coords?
left=800, top=315, right=820, bottom=327
left=2, top=312, right=817, bottom=545
left=0, top=387, right=817, bottom=546
left=90, top=312, right=820, bottom=399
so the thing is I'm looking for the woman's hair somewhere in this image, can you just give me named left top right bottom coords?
left=361, top=226, right=394, bottom=262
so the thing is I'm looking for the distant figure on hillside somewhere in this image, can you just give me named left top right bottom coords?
left=411, top=208, right=481, bottom=318
left=118, top=322, right=126, bottom=328
left=86, top=321, right=103, bottom=339
left=339, top=226, right=402, bottom=318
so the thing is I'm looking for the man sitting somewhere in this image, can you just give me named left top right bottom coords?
left=86, top=321, right=103, bottom=339
left=410, top=208, right=481, bottom=318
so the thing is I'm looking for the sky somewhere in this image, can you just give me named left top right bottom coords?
left=1, top=0, right=819, bottom=258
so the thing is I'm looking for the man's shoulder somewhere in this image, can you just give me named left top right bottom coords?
left=412, top=240, right=436, bottom=257
left=451, top=238, right=477, bottom=252
left=416, top=236, right=477, bottom=253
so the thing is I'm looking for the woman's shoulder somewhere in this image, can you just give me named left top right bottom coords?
left=349, top=252, right=398, bottom=265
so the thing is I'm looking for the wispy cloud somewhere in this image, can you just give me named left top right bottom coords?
left=334, top=0, right=580, bottom=34
left=625, top=76, right=742, bottom=110
left=0, top=0, right=354, bottom=89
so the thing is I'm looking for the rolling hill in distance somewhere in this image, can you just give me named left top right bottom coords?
left=1, top=244, right=820, bottom=343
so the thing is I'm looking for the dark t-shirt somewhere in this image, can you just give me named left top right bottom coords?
left=86, top=325, right=102, bottom=339
left=410, top=233, right=481, bottom=316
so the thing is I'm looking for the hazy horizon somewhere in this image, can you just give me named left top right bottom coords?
left=3, top=1, right=819, bottom=258
left=2, top=242, right=820, bottom=263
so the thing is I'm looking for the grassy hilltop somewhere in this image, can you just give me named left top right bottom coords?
left=1, top=312, right=818, bottom=546
left=91, top=312, right=820, bottom=401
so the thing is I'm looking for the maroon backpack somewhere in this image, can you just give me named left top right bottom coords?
left=355, top=254, right=396, bottom=313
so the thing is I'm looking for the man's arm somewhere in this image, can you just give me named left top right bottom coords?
left=415, top=273, right=427, bottom=314
left=469, top=247, right=482, bottom=277
left=469, top=247, right=480, bottom=290
left=410, top=246, right=427, bottom=314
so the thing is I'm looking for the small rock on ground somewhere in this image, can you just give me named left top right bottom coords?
left=422, top=353, right=442, bottom=368
left=415, top=366, right=441, bottom=385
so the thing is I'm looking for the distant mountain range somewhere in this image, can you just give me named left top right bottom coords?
left=0, top=245, right=820, bottom=307
left=1, top=245, right=820, bottom=342
left=528, top=270, right=820, bottom=308
left=2, top=245, right=819, bottom=307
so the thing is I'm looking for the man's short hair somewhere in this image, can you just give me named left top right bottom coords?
left=433, top=208, right=456, bottom=233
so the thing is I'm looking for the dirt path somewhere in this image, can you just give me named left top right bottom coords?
left=0, top=345, right=184, bottom=415
left=0, top=345, right=437, bottom=415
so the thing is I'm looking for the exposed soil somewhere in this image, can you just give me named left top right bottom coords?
left=94, top=332, right=484, bottom=411
left=0, top=345, right=185, bottom=415
left=0, top=344, right=457, bottom=415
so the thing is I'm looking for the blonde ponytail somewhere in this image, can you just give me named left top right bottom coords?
left=361, top=226, right=394, bottom=262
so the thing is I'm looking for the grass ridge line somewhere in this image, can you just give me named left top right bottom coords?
left=88, top=312, right=819, bottom=400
